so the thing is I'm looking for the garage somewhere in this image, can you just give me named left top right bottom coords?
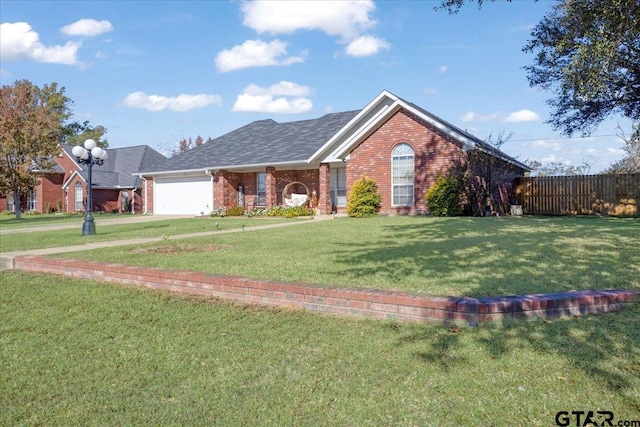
left=154, top=176, right=213, bottom=215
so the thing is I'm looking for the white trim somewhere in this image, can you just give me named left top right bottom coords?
left=307, top=90, right=397, bottom=164
left=61, top=170, right=86, bottom=190
left=391, top=143, right=415, bottom=207
left=137, top=159, right=312, bottom=177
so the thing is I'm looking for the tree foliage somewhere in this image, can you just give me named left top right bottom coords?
left=63, top=120, right=108, bottom=148
left=438, top=0, right=640, bottom=137
left=525, top=159, right=593, bottom=176
left=346, top=176, right=381, bottom=218
left=523, top=0, right=640, bottom=136
left=0, top=80, right=71, bottom=218
left=170, top=135, right=205, bottom=157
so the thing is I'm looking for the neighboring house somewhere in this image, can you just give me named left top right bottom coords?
left=139, top=90, right=530, bottom=216
left=0, top=144, right=166, bottom=215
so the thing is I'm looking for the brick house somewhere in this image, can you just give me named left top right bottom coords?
left=0, top=144, right=165, bottom=215
left=138, top=90, right=530, bottom=216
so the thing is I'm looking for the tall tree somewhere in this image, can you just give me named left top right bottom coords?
left=438, top=0, right=640, bottom=137
left=523, top=0, right=640, bottom=136
left=0, top=80, right=71, bottom=218
left=63, top=120, right=108, bottom=148
left=606, top=124, right=640, bottom=173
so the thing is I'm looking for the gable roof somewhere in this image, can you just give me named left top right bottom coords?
left=310, top=90, right=530, bottom=171
left=61, top=144, right=166, bottom=189
left=140, top=89, right=529, bottom=175
left=140, top=111, right=360, bottom=175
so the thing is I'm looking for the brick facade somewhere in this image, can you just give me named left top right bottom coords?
left=1, top=147, right=149, bottom=215
left=161, top=108, right=524, bottom=216
left=346, top=109, right=467, bottom=215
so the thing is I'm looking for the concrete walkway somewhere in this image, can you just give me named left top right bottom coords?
left=0, top=215, right=337, bottom=270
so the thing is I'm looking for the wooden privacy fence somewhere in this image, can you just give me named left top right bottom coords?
left=514, top=174, right=639, bottom=216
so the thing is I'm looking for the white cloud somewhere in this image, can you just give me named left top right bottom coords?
left=241, top=0, right=376, bottom=40
left=232, top=82, right=313, bottom=114
left=541, top=154, right=570, bottom=164
left=439, top=65, right=447, bottom=74
left=122, top=92, right=222, bottom=112
left=531, top=139, right=562, bottom=151
left=241, top=0, right=386, bottom=57
left=504, top=109, right=541, bottom=122
left=0, top=22, right=81, bottom=65
left=61, top=19, right=113, bottom=37
left=345, top=35, right=389, bottom=57
left=460, top=111, right=501, bottom=123
left=215, top=39, right=304, bottom=72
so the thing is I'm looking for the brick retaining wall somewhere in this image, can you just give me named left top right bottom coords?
left=12, top=256, right=638, bottom=326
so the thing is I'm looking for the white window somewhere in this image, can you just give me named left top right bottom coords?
left=256, top=173, right=266, bottom=206
left=75, top=182, right=83, bottom=211
left=26, top=190, right=37, bottom=211
left=330, top=167, right=347, bottom=207
left=392, top=143, right=414, bottom=206
left=6, top=193, right=14, bottom=212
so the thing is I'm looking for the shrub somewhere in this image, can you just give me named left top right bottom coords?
left=225, top=205, right=245, bottom=216
left=210, top=208, right=226, bottom=217
left=347, top=176, right=381, bottom=218
left=425, top=175, right=463, bottom=216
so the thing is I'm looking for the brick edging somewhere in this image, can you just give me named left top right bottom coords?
left=12, top=256, right=639, bottom=326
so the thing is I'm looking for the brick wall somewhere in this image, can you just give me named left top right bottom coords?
left=347, top=109, right=467, bottom=215
left=12, top=256, right=638, bottom=326
left=39, top=174, right=65, bottom=213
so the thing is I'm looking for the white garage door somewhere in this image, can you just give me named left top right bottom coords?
left=154, top=176, right=213, bottom=215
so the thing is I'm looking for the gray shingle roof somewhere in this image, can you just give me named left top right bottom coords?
left=146, top=110, right=361, bottom=173
left=61, top=144, right=166, bottom=188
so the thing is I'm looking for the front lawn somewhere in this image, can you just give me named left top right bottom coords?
left=1, top=271, right=638, bottom=426
left=58, top=216, right=640, bottom=297
left=0, top=217, right=297, bottom=252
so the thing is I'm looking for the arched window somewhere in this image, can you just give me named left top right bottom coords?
left=392, top=143, right=414, bottom=206
left=74, top=182, right=83, bottom=211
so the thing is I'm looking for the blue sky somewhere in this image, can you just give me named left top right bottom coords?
left=1, top=0, right=632, bottom=172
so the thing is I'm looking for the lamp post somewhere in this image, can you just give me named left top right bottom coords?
left=72, top=139, right=108, bottom=236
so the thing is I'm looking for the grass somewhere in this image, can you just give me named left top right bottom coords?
left=1, top=271, right=638, bottom=426
left=0, top=217, right=297, bottom=252
left=54, top=215, right=640, bottom=298
left=0, top=212, right=124, bottom=229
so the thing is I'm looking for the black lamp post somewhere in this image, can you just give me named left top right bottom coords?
left=72, top=139, right=108, bottom=236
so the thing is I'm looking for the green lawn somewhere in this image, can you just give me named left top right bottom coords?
left=0, top=212, right=121, bottom=229
left=55, top=215, right=640, bottom=298
left=0, top=217, right=296, bottom=252
left=1, top=271, right=638, bottom=426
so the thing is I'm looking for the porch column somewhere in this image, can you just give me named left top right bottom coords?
left=318, top=163, right=331, bottom=215
left=214, top=170, right=229, bottom=209
left=266, top=166, right=277, bottom=207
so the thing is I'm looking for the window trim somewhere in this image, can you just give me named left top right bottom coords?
left=330, top=167, right=347, bottom=207
left=26, top=189, right=37, bottom=212
left=256, top=172, right=266, bottom=207
left=391, top=143, right=415, bottom=207
left=74, top=182, right=84, bottom=212
left=6, top=192, right=15, bottom=212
